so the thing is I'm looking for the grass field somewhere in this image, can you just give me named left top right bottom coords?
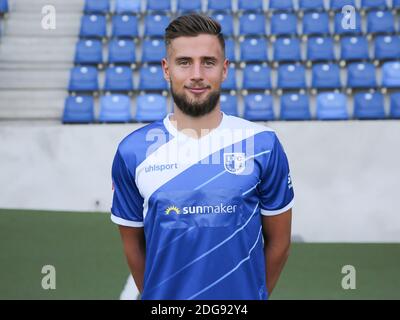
left=0, top=209, right=399, bottom=300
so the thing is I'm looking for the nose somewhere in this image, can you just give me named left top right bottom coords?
left=190, top=62, right=204, bottom=81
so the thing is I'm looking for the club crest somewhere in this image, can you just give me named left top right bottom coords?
left=224, top=153, right=246, bottom=175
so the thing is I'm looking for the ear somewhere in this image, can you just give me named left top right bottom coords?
left=221, top=58, right=229, bottom=82
left=162, top=58, right=170, bottom=82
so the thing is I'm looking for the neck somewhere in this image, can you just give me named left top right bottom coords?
left=170, top=105, right=223, bottom=139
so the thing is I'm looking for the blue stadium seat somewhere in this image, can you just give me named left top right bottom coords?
left=139, top=65, right=168, bottom=91
left=390, top=93, right=400, bottom=118
left=312, top=63, right=341, bottom=89
left=361, top=0, right=387, bottom=11
left=112, top=15, right=138, bottom=38
left=68, top=66, right=99, bottom=92
left=212, top=13, right=234, bottom=37
left=340, top=36, right=369, bottom=62
left=104, top=66, right=134, bottom=92
left=144, top=14, right=170, bottom=38
left=330, top=0, right=356, bottom=11
left=220, top=94, right=238, bottom=116
left=374, top=36, right=400, bottom=60
left=394, top=0, right=400, bottom=9
left=354, top=92, right=385, bottom=119
left=84, top=0, right=110, bottom=14
left=141, top=39, right=166, bottom=64
left=0, top=0, right=9, bottom=14
left=221, top=66, right=237, bottom=91
left=238, top=0, right=263, bottom=12
left=346, top=62, right=377, bottom=88
left=277, top=64, right=307, bottom=89
left=108, top=39, right=136, bottom=65
left=135, top=94, right=167, bottom=122
left=280, top=93, right=311, bottom=120
left=302, top=12, right=330, bottom=36
left=207, top=0, right=232, bottom=12
left=316, top=92, right=349, bottom=120
left=146, top=0, right=171, bottom=12
left=115, top=0, right=141, bottom=14
left=299, top=0, right=324, bottom=11
left=79, top=15, right=107, bottom=39
left=225, top=39, right=236, bottom=62
left=240, top=38, right=268, bottom=63
left=243, top=94, right=275, bottom=121
left=74, top=39, right=103, bottom=65
left=99, top=95, right=132, bottom=123
left=367, top=11, right=395, bottom=34
left=177, top=0, right=202, bottom=13
left=270, top=13, right=297, bottom=36
left=307, top=37, right=335, bottom=62
left=382, top=62, right=400, bottom=88
left=239, top=13, right=266, bottom=36
left=273, top=38, right=301, bottom=63
left=242, top=64, right=272, bottom=91
left=63, top=96, right=95, bottom=123
left=269, top=0, right=294, bottom=11
left=334, top=11, right=362, bottom=36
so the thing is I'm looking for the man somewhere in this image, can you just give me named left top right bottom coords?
left=111, top=14, right=294, bottom=300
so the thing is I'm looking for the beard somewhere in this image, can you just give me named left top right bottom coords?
left=170, top=83, right=221, bottom=117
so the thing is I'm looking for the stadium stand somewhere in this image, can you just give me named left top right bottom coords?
left=354, top=92, right=386, bottom=119
left=220, top=93, right=238, bottom=116
left=99, top=94, right=132, bottom=122
left=280, top=93, right=311, bottom=120
left=135, top=94, right=167, bottom=122
left=243, top=94, right=274, bottom=121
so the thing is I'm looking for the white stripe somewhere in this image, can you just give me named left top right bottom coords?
left=187, top=226, right=263, bottom=300
left=156, top=226, right=196, bottom=254
left=242, top=181, right=260, bottom=196
left=260, top=198, right=294, bottom=216
left=111, top=214, right=144, bottom=227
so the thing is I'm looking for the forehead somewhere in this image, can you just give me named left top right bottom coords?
left=168, top=34, right=223, bottom=58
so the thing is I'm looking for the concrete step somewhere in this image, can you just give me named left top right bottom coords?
left=10, top=0, right=85, bottom=13
left=0, top=69, right=68, bottom=89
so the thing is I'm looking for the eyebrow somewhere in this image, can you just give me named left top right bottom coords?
left=175, top=56, right=218, bottom=62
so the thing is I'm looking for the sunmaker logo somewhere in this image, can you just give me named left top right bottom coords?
left=165, top=204, right=238, bottom=215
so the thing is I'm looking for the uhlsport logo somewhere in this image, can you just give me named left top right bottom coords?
left=224, top=153, right=246, bottom=175
left=165, top=204, right=237, bottom=215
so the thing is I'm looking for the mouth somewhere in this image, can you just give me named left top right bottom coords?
left=185, top=86, right=210, bottom=94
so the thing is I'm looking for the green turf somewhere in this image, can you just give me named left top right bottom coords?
left=0, top=209, right=399, bottom=300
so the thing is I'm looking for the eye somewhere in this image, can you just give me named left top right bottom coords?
left=204, top=60, right=216, bottom=66
left=178, top=60, right=190, bottom=66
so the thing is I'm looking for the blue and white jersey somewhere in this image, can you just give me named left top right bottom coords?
left=111, top=113, right=294, bottom=300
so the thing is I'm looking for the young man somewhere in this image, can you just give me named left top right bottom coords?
left=111, top=14, right=294, bottom=300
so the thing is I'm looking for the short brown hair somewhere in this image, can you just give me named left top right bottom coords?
left=165, top=14, right=225, bottom=55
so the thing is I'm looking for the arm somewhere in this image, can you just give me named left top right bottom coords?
left=118, top=225, right=146, bottom=294
left=262, top=208, right=292, bottom=296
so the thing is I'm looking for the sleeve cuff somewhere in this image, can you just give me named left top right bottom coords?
left=111, top=214, right=144, bottom=227
left=260, top=198, right=294, bottom=216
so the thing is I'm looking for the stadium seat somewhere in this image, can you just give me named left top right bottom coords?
left=306, top=37, right=335, bottom=62
left=115, top=0, right=141, bottom=14
left=141, top=39, right=166, bottom=64
left=84, top=0, right=110, bottom=15
left=207, top=0, right=232, bottom=12
left=225, top=39, right=236, bottom=62
left=146, top=0, right=171, bottom=12
left=177, top=0, right=202, bottom=13
left=374, top=36, right=400, bottom=61
left=346, top=62, right=377, bottom=88
left=139, top=65, right=168, bottom=91
left=277, top=64, right=306, bottom=90
left=242, top=64, right=272, bottom=91
left=239, top=13, right=266, bottom=36
left=330, top=0, right=356, bottom=11
left=240, top=38, right=268, bottom=63
left=269, top=0, right=294, bottom=11
left=270, top=13, right=297, bottom=36
left=144, top=14, right=170, bottom=38
left=104, top=66, right=134, bottom=92
left=361, top=0, right=388, bottom=11
left=273, top=38, right=301, bottom=63
left=135, top=94, right=167, bottom=122
left=381, top=62, right=400, bottom=88
left=243, top=94, right=275, bottom=121
left=238, top=0, right=263, bottom=12
left=108, top=39, right=136, bottom=65
left=68, top=66, right=99, bottom=92
left=302, top=12, right=330, bottom=36
left=280, top=93, right=311, bottom=120
left=99, top=95, right=132, bottom=123
left=367, top=11, right=395, bottom=34
left=354, top=92, right=385, bottom=119
left=312, top=63, right=342, bottom=89
left=340, top=36, right=369, bottom=62
left=0, top=0, right=8, bottom=15
left=221, top=66, right=237, bottom=91
left=394, top=0, right=400, bottom=9
left=212, top=13, right=234, bottom=37
left=74, top=39, right=103, bottom=66
left=334, top=11, right=362, bottom=36
left=62, top=96, right=95, bottom=123
left=390, top=93, right=400, bottom=118
left=112, top=15, right=139, bottom=38
left=299, top=0, right=324, bottom=11
left=316, top=92, right=349, bottom=120
left=79, top=15, right=107, bottom=39
left=220, top=94, right=238, bottom=116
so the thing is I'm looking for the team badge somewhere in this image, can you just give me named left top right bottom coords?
left=224, top=153, right=246, bottom=175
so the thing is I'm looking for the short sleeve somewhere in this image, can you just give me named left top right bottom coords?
left=111, top=149, right=144, bottom=227
left=258, top=135, right=294, bottom=216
